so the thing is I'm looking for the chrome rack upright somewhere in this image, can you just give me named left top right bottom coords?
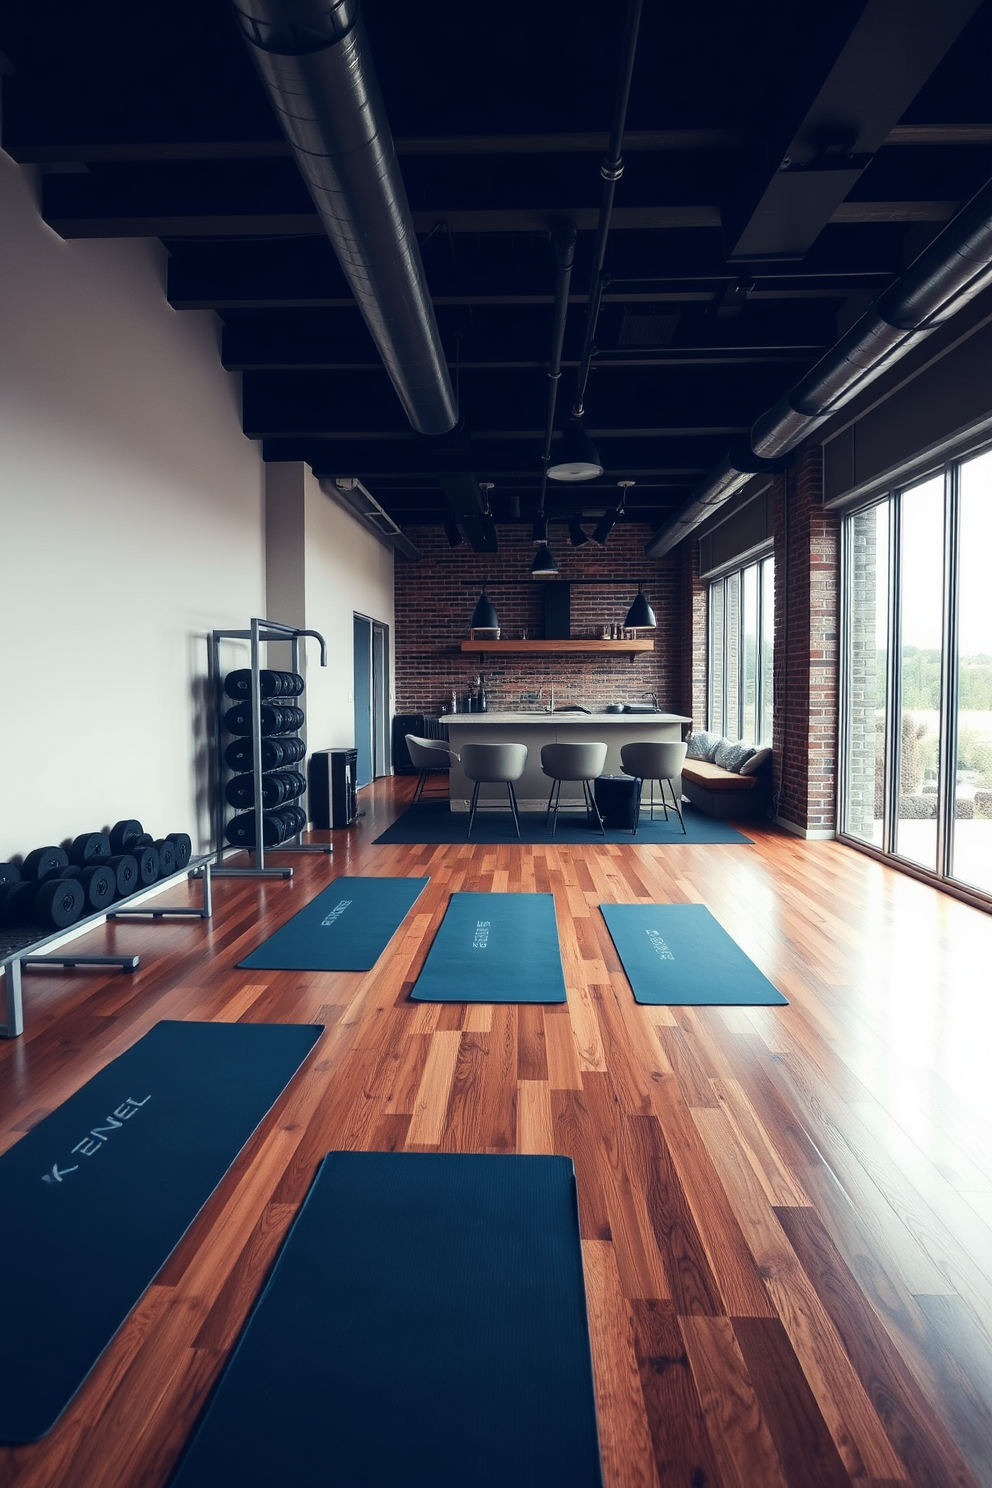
left=209, top=618, right=332, bottom=879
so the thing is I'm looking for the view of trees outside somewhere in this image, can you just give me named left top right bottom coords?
left=708, top=556, right=774, bottom=746
left=842, top=449, right=992, bottom=896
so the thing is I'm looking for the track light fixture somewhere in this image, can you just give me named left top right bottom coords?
left=591, top=480, right=633, bottom=545
left=531, top=544, right=559, bottom=576
left=623, top=584, right=657, bottom=629
left=568, top=517, right=591, bottom=547
left=470, top=587, right=499, bottom=631
left=547, top=417, right=603, bottom=481
left=443, top=516, right=464, bottom=547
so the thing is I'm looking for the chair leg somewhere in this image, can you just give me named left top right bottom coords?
left=666, top=776, right=687, bottom=833
left=545, top=779, right=556, bottom=826
left=649, top=778, right=655, bottom=821
left=659, top=778, right=671, bottom=821
left=549, top=778, right=562, bottom=836
left=467, top=780, right=481, bottom=838
left=411, top=769, right=426, bottom=805
left=585, top=779, right=606, bottom=834
left=507, top=780, right=522, bottom=838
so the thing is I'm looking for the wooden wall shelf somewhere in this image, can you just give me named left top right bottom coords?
left=459, top=639, right=654, bottom=655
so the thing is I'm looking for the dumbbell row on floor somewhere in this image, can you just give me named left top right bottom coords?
left=0, top=822, right=193, bottom=931
left=225, top=804, right=307, bottom=849
left=224, top=770, right=306, bottom=811
left=224, top=669, right=305, bottom=700
left=224, top=735, right=307, bottom=774
left=224, top=703, right=306, bottom=738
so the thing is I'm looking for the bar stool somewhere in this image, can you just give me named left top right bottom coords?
left=461, top=742, right=529, bottom=838
left=540, top=741, right=608, bottom=835
left=405, top=735, right=457, bottom=805
left=620, top=740, right=688, bottom=833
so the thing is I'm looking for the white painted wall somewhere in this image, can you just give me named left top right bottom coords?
left=0, top=150, right=265, bottom=860
left=264, top=463, right=395, bottom=756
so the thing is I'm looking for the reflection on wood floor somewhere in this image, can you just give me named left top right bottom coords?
left=2, top=776, right=992, bottom=1488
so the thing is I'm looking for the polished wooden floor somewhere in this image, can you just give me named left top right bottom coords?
left=2, top=777, right=992, bottom=1488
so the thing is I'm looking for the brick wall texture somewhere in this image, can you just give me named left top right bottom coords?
left=394, top=523, right=683, bottom=718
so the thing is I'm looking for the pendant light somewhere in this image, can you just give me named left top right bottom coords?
left=470, top=587, right=499, bottom=630
left=531, top=544, right=559, bottom=576
left=592, top=480, right=633, bottom=545
left=547, top=417, right=603, bottom=481
left=443, top=516, right=463, bottom=547
left=623, top=584, right=657, bottom=629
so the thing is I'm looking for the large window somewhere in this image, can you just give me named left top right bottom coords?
left=708, top=554, right=774, bottom=744
left=840, top=446, right=992, bottom=899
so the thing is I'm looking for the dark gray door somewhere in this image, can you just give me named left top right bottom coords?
left=353, top=615, right=373, bottom=788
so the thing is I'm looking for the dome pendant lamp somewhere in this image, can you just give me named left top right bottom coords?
left=547, top=417, right=604, bottom=481
left=470, top=587, right=499, bottom=630
left=531, top=544, right=559, bottom=576
left=623, top=584, right=657, bottom=629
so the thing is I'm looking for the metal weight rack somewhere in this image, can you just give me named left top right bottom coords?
left=210, top=618, right=333, bottom=879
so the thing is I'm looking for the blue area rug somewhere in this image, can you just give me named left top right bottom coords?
left=600, top=902, right=788, bottom=1005
left=238, top=876, right=429, bottom=971
left=169, top=1152, right=603, bottom=1488
left=411, top=891, right=567, bottom=1003
left=0, top=1019, right=322, bottom=1442
left=374, top=799, right=752, bottom=845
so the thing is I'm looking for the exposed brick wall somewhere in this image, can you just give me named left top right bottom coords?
left=772, top=448, right=839, bottom=832
left=394, top=523, right=682, bottom=717
left=679, top=539, right=707, bottom=727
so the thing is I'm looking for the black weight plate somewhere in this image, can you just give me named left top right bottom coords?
left=284, top=671, right=305, bottom=696
left=224, top=669, right=252, bottom=699
left=68, top=832, right=111, bottom=866
left=278, top=736, right=306, bottom=765
left=224, top=703, right=252, bottom=736
left=59, top=865, right=83, bottom=881
left=166, top=833, right=192, bottom=869
left=0, top=882, right=37, bottom=926
left=109, top=819, right=143, bottom=853
left=21, top=846, right=70, bottom=881
left=154, top=839, right=177, bottom=876
left=132, top=832, right=154, bottom=850
left=132, top=846, right=159, bottom=885
left=35, top=878, right=84, bottom=929
left=0, top=862, right=21, bottom=886
left=102, top=854, right=139, bottom=897
left=278, top=706, right=305, bottom=732
left=80, top=864, right=116, bottom=910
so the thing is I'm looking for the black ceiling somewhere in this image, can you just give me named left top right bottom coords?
left=4, top=0, right=992, bottom=548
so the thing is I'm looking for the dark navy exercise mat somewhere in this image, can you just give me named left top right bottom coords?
left=600, top=902, right=788, bottom=1005
left=238, top=875, right=429, bottom=971
left=411, top=891, right=567, bottom=1002
left=0, top=1019, right=322, bottom=1442
left=169, top=1152, right=603, bottom=1488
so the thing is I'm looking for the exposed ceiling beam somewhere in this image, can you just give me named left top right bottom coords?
left=726, top=0, right=982, bottom=261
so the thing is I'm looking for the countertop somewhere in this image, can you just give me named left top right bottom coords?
left=441, top=711, right=691, bottom=726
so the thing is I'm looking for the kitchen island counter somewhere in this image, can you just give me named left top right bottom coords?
left=440, top=711, right=691, bottom=811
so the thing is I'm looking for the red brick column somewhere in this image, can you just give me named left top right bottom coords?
left=680, top=540, right=707, bottom=727
left=772, top=447, right=839, bottom=833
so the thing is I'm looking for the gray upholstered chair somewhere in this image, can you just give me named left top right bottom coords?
left=460, top=742, right=529, bottom=838
left=540, top=741, right=608, bottom=835
left=405, top=734, right=457, bottom=805
left=620, top=740, right=688, bottom=833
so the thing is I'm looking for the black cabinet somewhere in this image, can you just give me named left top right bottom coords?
left=309, top=749, right=359, bottom=828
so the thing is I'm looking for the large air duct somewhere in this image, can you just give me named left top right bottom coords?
left=233, top=0, right=457, bottom=436
left=645, top=174, right=992, bottom=556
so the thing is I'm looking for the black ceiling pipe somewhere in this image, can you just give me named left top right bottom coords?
left=232, top=0, right=457, bottom=436
left=645, top=172, right=992, bottom=557
left=533, top=218, right=577, bottom=515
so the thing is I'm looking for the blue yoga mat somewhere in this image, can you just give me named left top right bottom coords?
left=0, top=1019, right=322, bottom=1442
left=411, top=891, right=567, bottom=1003
left=600, top=902, right=788, bottom=1005
left=169, top=1152, right=603, bottom=1488
left=238, top=875, right=429, bottom=971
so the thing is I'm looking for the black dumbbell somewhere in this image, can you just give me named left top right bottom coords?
left=166, top=832, right=192, bottom=869
left=21, top=846, right=70, bottom=882
left=132, top=845, right=160, bottom=886
left=80, top=863, right=117, bottom=911
left=109, top=820, right=143, bottom=854
left=101, top=854, right=139, bottom=897
left=224, top=668, right=305, bottom=700
left=68, top=832, right=112, bottom=866
left=36, top=878, right=84, bottom=930
left=0, top=881, right=37, bottom=926
left=225, top=769, right=307, bottom=811
left=0, top=862, right=21, bottom=887
left=153, top=839, right=177, bottom=876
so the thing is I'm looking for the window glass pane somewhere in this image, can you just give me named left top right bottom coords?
left=759, top=556, right=775, bottom=747
left=895, top=475, right=944, bottom=871
left=952, top=449, right=992, bottom=892
left=709, top=581, right=725, bottom=735
left=726, top=571, right=741, bottom=738
left=742, top=564, right=758, bottom=742
left=843, top=502, right=889, bottom=846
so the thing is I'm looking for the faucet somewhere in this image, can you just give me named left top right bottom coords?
left=540, top=682, right=555, bottom=713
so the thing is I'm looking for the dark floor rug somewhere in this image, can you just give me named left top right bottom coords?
left=169, top=1152, right=603, bottom=1488
left=374, top=799, right=753, bottom=846
left=0, top=1019, right=323, bottom=1442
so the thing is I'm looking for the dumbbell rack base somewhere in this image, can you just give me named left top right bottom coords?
left=1, top=858, right=213, bottom=1039
left=109, top=859, right=213, bottom=919
left=210, top=619, right=333, bottom=878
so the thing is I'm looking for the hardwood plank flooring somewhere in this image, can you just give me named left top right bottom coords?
left=2, top=776, right=992, bottom=1487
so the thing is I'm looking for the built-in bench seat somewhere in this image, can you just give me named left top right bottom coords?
left=680, top=735, right=772, bottom=819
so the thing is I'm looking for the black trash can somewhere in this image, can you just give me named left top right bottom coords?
left=594, top=774, right=642, bottom=833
